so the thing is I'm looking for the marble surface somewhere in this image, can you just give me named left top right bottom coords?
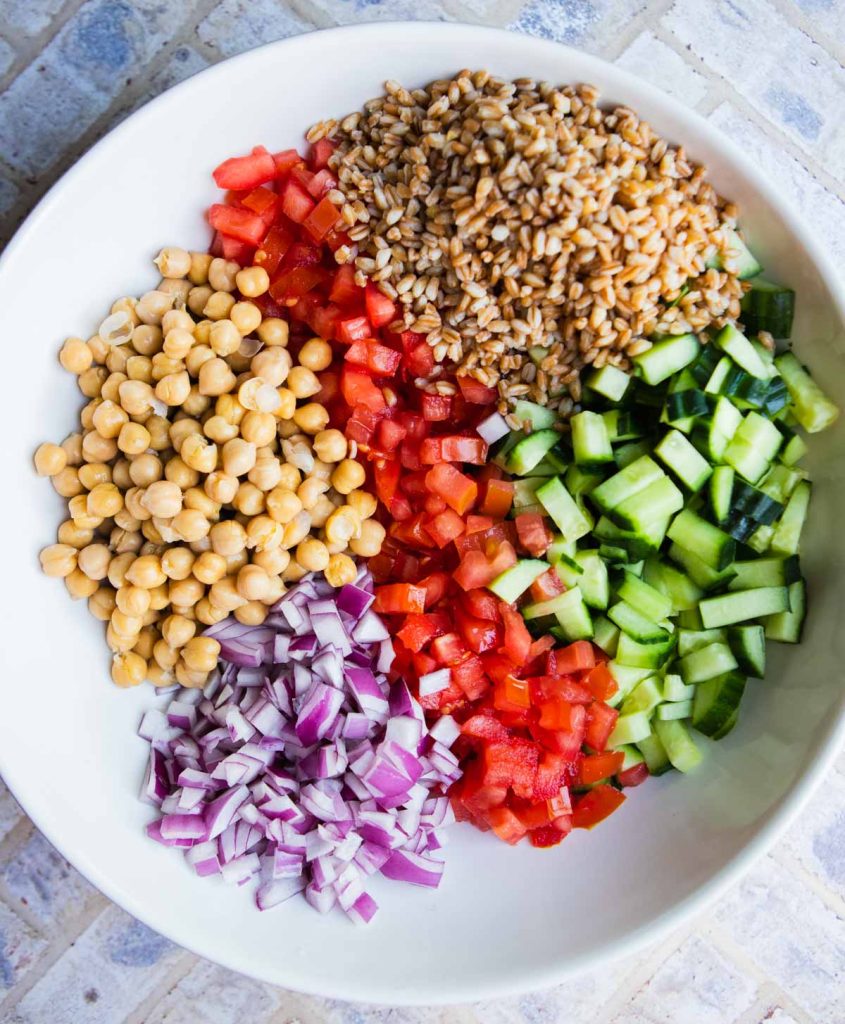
left=0, top=1, right=844, bottom=1020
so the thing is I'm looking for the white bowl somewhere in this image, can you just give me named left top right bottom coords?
left=1, top=21, right=844, bottom=1007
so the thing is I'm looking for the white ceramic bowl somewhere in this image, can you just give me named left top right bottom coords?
left=1, top=22, right=843, bottom=1006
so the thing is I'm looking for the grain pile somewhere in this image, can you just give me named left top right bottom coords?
left=311, top=71, right=746, bottom=415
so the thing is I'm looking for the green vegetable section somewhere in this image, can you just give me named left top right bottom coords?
left=490, top=298, right=839, bottom=776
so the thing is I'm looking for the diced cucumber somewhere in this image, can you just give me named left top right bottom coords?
left=571, top=410, right=614, bottom=468
left=663, top=673, right=696, bottom=702
left=608, top=662, right=654, bottom=693
left=512, top=477, right=546, bottom=513
left=668, top=542, right=738, bottom=592
left=654, top=718, right=702, bottom=772
left=592, top=615, right=621, bottom=657
left=724, top=412, right=783, bottom=484
left=710, top=465, right=734, bottom=522
left=615, top=440, right=655, bottom=469
left=689, top=344, right=723, bottom=387
left=513, top=400, right=557, bottom=431
left=692, top=671, right=746, bottom=737
left=770, top=480, right=810, bottom=556
left=763, top=578, right=806, bottom=643
left=547, top=534, right=578, bottom=566
left=699, top=586, right=790, bottom=628
left=677, top=627, right=727, bottom=656
left=611, top=476, right=684, bottom=533
left=523, top=592, right=576, bottom=621
left=667, top=509, right=735, bottom=571
left=608, top=710, right=654, bottom=747
left=679, top=641, right=739, bottom=684
left=655, top=429, right=713, bottom=491
left=705, top=356, right=734, bottom=396
left=633, top=333, right=701, bottom=386
left=727, top=624, right=766, bottom=676
left=536, top=476, right=592, bottom=543
left=747, top=525, right=774, bottom=554
left=507, top=429, right=562, bottom=475
left=730, top=480, right=785, bottom=525
left=574, top=550, right=609, bottom=610
left=708, top=396, right=743, bottom=462
left=595, top=516, right=669, bottom=560
left=492, top=430, right=524, bottom=470
left=714, top=323, right=771, bottom=380
left=637, top=732, right=672, bottom=775
left=608, top=601, right=671, bottom=644
left=618, top=745, right=646, bottom=772
left=488, top=559, right=549, bottom=603
left=775, top=352, right=840, bottom=434
left=587, top=364, right=631, bottom=402
left=550, top=587, right=594, bottom=641
left=759, top=463, right=805, bottom=503
left=678, top=607, right=704, bottom=629
left=621, top=676, right=664, bottom=716
left=741, top=279, right=795, bottom=337
left=565, top=464, right=605, bottom=497
left=657, top=700, right=694, bottom=721
left=728, top=556, right=801, bottom=591
left=780, top=432, right=808, bottom=466
left=710, top=228, right=763, bottom=279
left=664, top=390, right=710, bottom=424
left=590, top=456, right=663, bottom=514
left=618, top=572, right=673, bottom=622
left=616, top=631, right=676, bottom=670
left=602, top=409, right=647, bottom=443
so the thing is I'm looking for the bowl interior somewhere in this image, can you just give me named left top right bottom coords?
left=1, top=23, right=844, bottom=1005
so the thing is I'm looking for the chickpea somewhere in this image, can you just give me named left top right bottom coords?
left=80, top=399, right=101, bottom=432
left=197, top=357, right=235, bottom=397
left=110, top=651, right=146, bottom=687
left=327, top=553, right=358, bottom=588
left=162, top=327, right=195, bottom=361
left=131, top=324, right=164, bottom=356
left=65, top=568, right=99, bottom=600
left=179, top=434, right=217, bottom=474
left=155, top=370, right=191, bottom=407
left=249, top=454, right=283, bottom=492
left=251, top=347, right=292, bottom=387
left=175, top=660, right=209, bottom=688
left=346, top=489, right=378, bottom=520
left=114, top=507, right=140, bottom=532
left=112, top=460, right=133, bottom=490
left=168, top=576, right=204, bottom=608
left=173, top=508, right=210, bottom=543
left=240, top=411, right=277, bottom=447
left=350, top=518, right=386, bottom=558
left=169, top=417, right=202, bottom=451
left=148, top=583, right=170, bottom=610
left=262, top=575, right=286, bottom=605
left=137, top=290, right=174, bottom=326
left=87, top=332, right=109, bottom=364
left=185, top=344, right=215, bottom=378
left=162, top=308, right=194, bottom=335
left=233, top=265, right=268, bottom=298
left=87, top=482, right=123, bottom=519
left=56, top=337, right=92, bottom=377
left=188, top=252, right=213, bottom=285
left=105, top=552, right=134, bottom=589
left=331, top=458, right=367, bottom=495
left=183, top=635, right=223, bottom=676
left=124, top=355, right=153, bottom=384
left=155, top=246, right=191, bottom=279
left=105, top=346, right=130, bottom=375
left=61, top=432, right=84, bottom=467
left=275, top=387, right=297, bottom=420
left=295, top=537, right=330, bottom=572
left=203, top=290, right=236, bottom=321
left=146, top=662, right=174, bottom=687
left=158, top=278, right=191, bottom=304
left=257, top=317, right=289, bottom=347
left=77, top=461, right=111, bottom=490
left=129, top=453, right=163, bottom=487
left=215, top=393, right=246, bottom=425
left=118, top=379, right=155, bottom=417
left=297, top=476, right=330, bottom=511
left=225, top=549, right=249, bottom=575
left=152, top=639, right=179, bottom=670
left=254, top=547, right=291, bottom=578
left=160, top=613, right=196, bottom=648
left=209, top=519, right=247, bottom=557
left=264, top=486, right=300, bottom=525
left=282, top=560, right=307, bottom=584
left=58, top=519, right=94, bottom=549
left=276, top=464, right=301, bottom=491
left=183, top=486, right=220, bottom=520
left=312, top=429, right=347, bottom=464
left=293, top=402, right=330, bottom=436
left=75, top=544, right=110, bottom=582
left=233, top=482, right=265, bottom=516
left=230, top=301, right=262, bottom=336
left=34, top=442, right=67, bottom=477
left=125, top=554, right=166, bottom=589
left=187, top=285, right=213, bottom=317
left=209, top=319, right=242, bottom=357
left=40, top=543, right=77, bottom=578
left=192, top=551, right=227, bottom=585
left=203, top=414, right=238, bottom=445
left=158, top=548, right=192, bottom=582
left=82, top=430, right=117, bottom=464
left=111, top=527, right=143, bottom=554
left=164, top=455, right=199, bottom=491
left=219, top=438, right=254, bottom=477
left=106, top=623, right=136, bottom=653
left=280, top=435, right=314, bottom=473
left=141, top=480, right=182, bottom=519
left=208, top=257, right=239, bottom=292
left=281, top=510, right=311, bottom=550
left=325, top=505, right=362, bottom=546
left=116, top=585, right=151, bottom=617
left=117, top=422, right=151, bottom=456
left=298, top=336, right=333, bottom=371
left=234, top=601, right=268, bottom=626
left=88, top=586, right=117, bottom=621
left=182, top=386, right=212, bottom=419
left=286, top=365, right=321, bottom=399
left=195, top=597, right=228, bottom=626
left=204, top=470, right=239, bottom=505
left=78, top=366, right=108, bottom=399
left=52, top=466, right=83, bottom=498
left=133, top=625, right=158, bottom=661
left=209, top=574, right=247, bottom=612
left=67, top=494, right=101, bottom=530
left=236, top=563, right=270, bottom=601
left=142, top=519, right=166, bottom=545
left=146, top=416, right=171, bottom=451
left=241, top=515, right=280, bottom=553
left=111, top=607, right=143, bottom=638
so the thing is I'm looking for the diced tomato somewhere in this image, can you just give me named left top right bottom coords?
left=337, top=316, right=372, bottom=344
left=456, top=609, right=501, bottom=654
left=584, top=702, right=619, bottom=753
left=207, top=204, right=266, bottom=246
left=373, top=460, right=400, bottom=507
left=512, top=802, right=551, bottom=830
left=423, top=493, right=448, bottom=516
left=418, top=571, right=450, bottom=607
left=213, top=146, right=276, bottom=190
left=461, top=589, right=501, bottom=622
left=364, top=282, right=398, bottom=328
left=404, top=342, right=435, bottom=378
left=309, top=137, right=335, bottom=171
left=482, top=740, right=538, bottom=799
left=493, top=674, right=531, bottom=712
left=572, top=785, right=626, bottom=829
left=254, top=223, right=294, bottom=276
left=457, top=376, right=498, bottom=404
left=500, top=604, right=532, bottom=668
left=309, top=305, right=341, bottom=343
left=431, top=633, right=469, bottom=667
left=462, top=715, right=510, bottom=743
left=345, top=339, right=402, bottom=377
left=529, top=824, right=569, bottom=848
left=617, top=762, right=650, bottom=788
left=346, top=406, right=381, bottom=445
left=420, top=435, right=488, bottom=465
left=453, top=542, right=518, bottom=591
left=280, top=179, right=316, bottom=224
left=372, top=583, right=426, bottom=615
left=515, top=513, right=553, bottom=557
left=529, top=568, right=564, bottom=603
left=548, top=641, right=596, bottom=676
left=420, top=393, right=452, bottom=422
left=584, top=662, right=618, bottom=702
left=302, top=195, right=341, bottom=241
left=269, top=266, right=326, bottom=301
left=533, top=753, right=569, bottom=800
left=306, top=168, right=337, bottom=198
left=465, top=515, right=494, bottom=536
left=578, top=751, right=625, bottom=786
left=424, top=509, right=466, bottom=548
left=396, top=612, right=448, bottom=653
left=487, top=806, right=528, bottom=845
left=241, top=186, right=279, bottom=220
left=479, top=478, right=514, bottom=518
left=424, top=463, right=478, bottom=516
left=374, top=418, right=407, bottom=452
left=341, top=368, right=386, bottom=413
left=329, top=265, right=360, bottom=307
left=219, top=234, right=254, bottom=264
left=537, top=698, right=579, bottom=731
left=527, top=635, right=556, bottom=665
left=272, top=149, right=303, bottom=178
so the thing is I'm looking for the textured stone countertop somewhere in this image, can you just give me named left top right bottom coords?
left=0, top=1, right=844, bottom=1021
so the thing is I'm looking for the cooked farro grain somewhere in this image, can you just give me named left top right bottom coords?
left=314, top=71, right=747, bottom=414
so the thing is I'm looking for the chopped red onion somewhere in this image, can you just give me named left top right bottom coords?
left=139, top=570, right=459, bottom=923
left=419, top=668, right=451, bottom=697
left=476, top=411, right=511, bottom=445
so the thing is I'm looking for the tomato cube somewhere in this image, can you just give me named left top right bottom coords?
left=207, top=204, right=266, bottom=246
left=213, top=146, right=276, bottom=190
left=479, top=478, right=515, bottom=518
left=424, top=509, right=466, bottom=548
left=425, top=463, right=478, bottom=516
left=515, top=513, right=553, bottom=557
left=372, top=584, right=426, bottom=615
left=578, top=751, right=625, bottom=786
left=547, top=641, right=596, bottom=676
left=584, top=702, right=619, bottom=753
left=572, top=785, right=626, bottom=829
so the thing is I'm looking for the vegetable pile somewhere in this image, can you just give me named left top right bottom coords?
left=141, top=570, right=457, bottom=921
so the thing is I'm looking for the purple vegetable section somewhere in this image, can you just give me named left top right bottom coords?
left=138, top=569, right=461, bottom=923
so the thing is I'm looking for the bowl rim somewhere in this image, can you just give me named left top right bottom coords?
left=1, top=20, right=844, bottom=1006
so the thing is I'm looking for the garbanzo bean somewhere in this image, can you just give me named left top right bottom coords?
left=116, top=585, right=151, bottom=617
left=164, top=455, right=199, bottom=490
left=198, top=357, right=236, bottom=396
left=141, top=480, right=182, bottom=518
left=89, top=586, right=117, bottom=621
left=325, top=552, right=357, bottom=587
left=203, top=290, right=236, bottom=321
left=68, top=494, right=102, bottom=529
left=111, top=651, right=147, bottom=687
left=286, top=365, right=320, bottom=398
left=295, top=537, right=330, bottom=572
left=293, top=402, right=330, bottom=435
left=52, top=466, right=83, bottom=498
left=78, top=366, right=108, bottom=398
left=253, top=546, right=290, bottom=576
left=230, top=301, right=262, bottom=336
left=125, top=554, right=166, bottom=589
left=183, top=486, right=220, bottom=520
left=161, top=613, right=196, bottom=648
left=173, top=508, right=210, bottom=543
left=195, top=597, right=228, bottom=626
left=65, top=568, right=99, bottom=600
left=298, top=337, right=333, bottom=371
left=240, top=411, right=277, bottom=447
left=232, top=481, right=265, bottom=516
left=163, top=327, right=195, bottom=360
left=256, top=317, right=289, bottom=347
left=331, top=458, right=366, bottom=495
left=204, top=470, right=239, bottom=504
left=346, top=489, right=378, bottom=519
left=236, top=563, right=270, bottom=601
left=40, top=543, right=77, bottom=578
left=77, top=542, right=112, bottom=580
left=225, top=549, right=249, bottom=574
left=34, top=442, right=68, bottom=477
left=313, top=429, right=347, bottom=463
left=248, top=454, right=283, bottom=492
left=112, top=460, right=133, bottom=490
left=87, top=482, right=123, bottom=518
left=234, top=601, right=268, bottom=626
left=251, top=347, right=292, bottom=387
left=185, top=344, right=215, bottom=377
left=209, top=319, right=241, bottom=357
left=60, top=337, right=94, bottom=375
left=131, top=323, right=163, bottom=356
left=155, top=246, right=191, bottom=279
left=61, top=432, right=84, bottom=466
left=282, top=510, right=311, bottom=550
left=155, top=370, right=191, bottom=406
left=133, top=626, right=158, bottom=660
left=117, top=422, right=151, bottom=456
left=58, top=519, right=94, bottom=549
left=161, top=546, right=195, bottom=580
left=192, top=550, right=227, bottom=585
left=111, top=608, right=143, bottom=638
left=324, top=505, right=361, bottom=546
left=79, top=462, right=113, bottom=490
left=209, top=519, right=247, bottom=557
left=129, top=453, right=163, bottom=487
left=297, top=476, right=329, bottom=510
left=222, top=438, right=256, bottom=477
left=350, top=518, right=386, bottom=558
left=168, top=576, right=204, bottom=608
left=235, top=266, right=269, bottom=298
left=209, top=574, right=247, bottom=612
left=182, top=636, right=221, bottom=673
